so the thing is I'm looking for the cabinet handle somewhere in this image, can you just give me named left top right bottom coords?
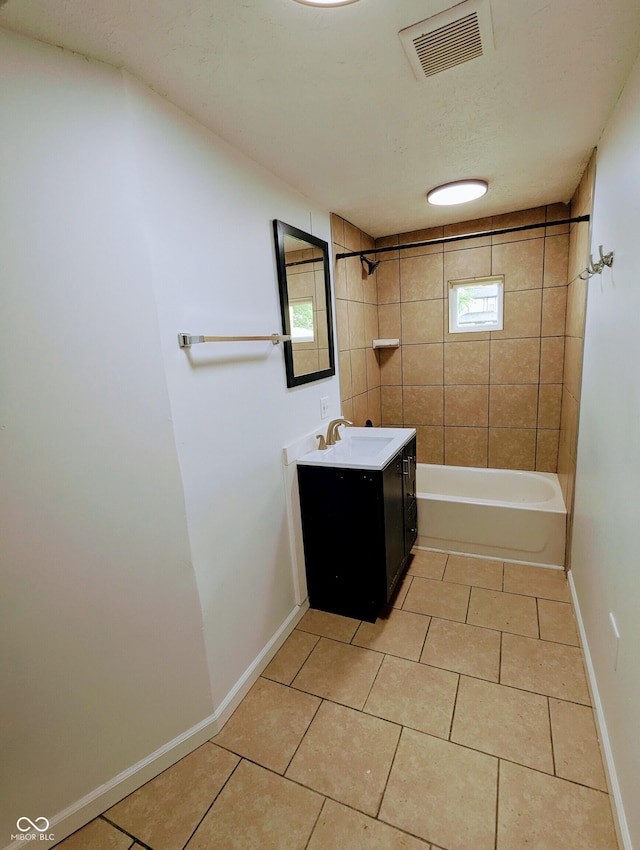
left=403, top=458, right=410, bottom=477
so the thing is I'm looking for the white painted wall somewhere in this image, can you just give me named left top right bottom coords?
left=0, top=27, right=341, bottom=846
left=571, top=49, right=640, bottom=850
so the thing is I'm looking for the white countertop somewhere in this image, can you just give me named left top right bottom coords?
left=297, top=426, right=416, bottom=471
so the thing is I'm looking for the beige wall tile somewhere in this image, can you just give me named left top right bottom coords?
left=538, top=384, right=562, bottom=428
left=338, top=350, right=352, bottom=401
left=402, top=343, right=443, bottom=385
left=366, top=347, right=380, bottom=389
left=563, top=335, right=584, bottom=399
left=445, top=384, right=489, bottom=426
left=346, top=255, right=364, bottom=303
left=350, top=348, right=367, bottom=396
left=401, top=299, right=444, bottom=344
left=490, top=338, right=540, bottom=384
left=336, top=298, right=350, bottom=351
left=543, top=234, right=570, bottom=287
left=344, top=220, right=361, bottom=252
left=493, top=288, right=542, bottom=339
left=404, top=385, right=444, bottom=425
left=375, top=233, right=400, bottom=260
left=353, top=391, right=369, bottom=426
left=542, top=286, right=567, bottom=336
left=376, top=259, right=400, bottom=303
left=381, top=385, right=403, bottom=423
left=399, top=225, right=444, bottom=257
left=536, top=430, right=559, bottom=472
left=545, top=202, right=571, bottom=235
left=444, top=339, right=490, bottom=384
left=364, top=302, right=378, bottom=343
left=347, top=299, right=365, bottom=349
left=540, top=336, right=565, bottom=383
left=444, top=216, right=493, bottom=250
left=565, top=277, right=588, bottom=337
left=333, top=247, right=348, bottom=299
left=489, top=385, right=539, bottom=428
left=378, top=302, right=401, bottom=339
left=400, top=252, right=444, bottom=301
left=568, top=220, right=591, bottom=283
left=492, top=207, right=545, bottom=243
left=367, top=387, right=382, bottom=425
left=445, top=426, right=488, bottom=466
left=341, top=397, right=354, bottom=423
left=415, top=425, right=444, bottom=463
left=379, top=347, right=402, bottom=385
left=489, top=428, right=537, bottom=469
left=491, top=238, right=544, bottom=290
left=560, top=387, right=579, bottom=459
left=331, top=214, right=345, bottom=247
left=444, top=245, right=492, bottom=281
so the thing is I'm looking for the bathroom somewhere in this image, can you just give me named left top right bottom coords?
left=1, top=3, right=639, bottom=850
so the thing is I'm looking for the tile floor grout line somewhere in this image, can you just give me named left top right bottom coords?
left=447, top=672, right=461, bottom=743
left=178, top=756, right=244, bottom=850
left=547, top=695, right=558, bottom=779
left=303, top=793, right=330, bottom=850
left=99, top=815, right=154, bottom=850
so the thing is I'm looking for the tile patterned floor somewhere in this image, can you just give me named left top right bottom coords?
left=54, top=551, right=620, bottom=850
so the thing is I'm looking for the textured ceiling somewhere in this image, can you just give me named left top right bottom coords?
left=2, top=0, right=640, bottom=237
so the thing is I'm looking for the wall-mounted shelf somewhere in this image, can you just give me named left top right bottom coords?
left=372, top=338, right=400, bottom=349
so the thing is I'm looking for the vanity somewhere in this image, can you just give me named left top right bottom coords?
left=297, top=427, right=417, bottom=623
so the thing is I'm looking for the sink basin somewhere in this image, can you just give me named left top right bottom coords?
left=331, top=435, right=394, bottom=459
left=297, top=427, right=416, bottom=471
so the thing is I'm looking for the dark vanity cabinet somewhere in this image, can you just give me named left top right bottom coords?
left=297, top=436, right=417, bottom=622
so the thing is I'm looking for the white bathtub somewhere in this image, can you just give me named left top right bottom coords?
left=416, top=464, right=567, bottom=568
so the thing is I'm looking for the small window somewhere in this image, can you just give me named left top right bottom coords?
left=448, top=276, right=504, bottom=334
left=289, top=297, right=315, bottom=343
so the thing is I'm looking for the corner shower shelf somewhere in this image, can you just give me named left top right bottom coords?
left=372, top=338, right=400, bottom=349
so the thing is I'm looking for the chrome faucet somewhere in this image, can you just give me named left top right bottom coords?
left=325, top=418, right=352, bottom=446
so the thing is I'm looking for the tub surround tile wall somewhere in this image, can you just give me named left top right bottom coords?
left=332, top=214, right=381, bottom=425
left=559, top=154, right=595, bottom=567
left=373, top=205, right=570, bottom=472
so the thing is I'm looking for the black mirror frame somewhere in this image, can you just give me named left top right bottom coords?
left=273, top=219, right=336, bottom=388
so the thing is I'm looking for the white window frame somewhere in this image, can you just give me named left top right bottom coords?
left=448, top=275, right=504, bottom=334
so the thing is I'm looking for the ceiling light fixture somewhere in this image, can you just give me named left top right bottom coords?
left=293, top=0, right=360, bottom=6
left=426, top=179, right=488, bottom=206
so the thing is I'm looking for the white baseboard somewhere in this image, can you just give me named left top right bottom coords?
left=567, top=570, right=631, bottom=850
left=5, top=600, right=308, bottom=850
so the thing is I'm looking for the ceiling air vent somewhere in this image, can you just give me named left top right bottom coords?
left=399, top=0, right=494, bottom=81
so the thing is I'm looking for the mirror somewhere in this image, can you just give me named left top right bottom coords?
left=273, top=220, right=335, bottom=388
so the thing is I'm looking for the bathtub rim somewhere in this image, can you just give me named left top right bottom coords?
left=415, top=462, right=566, bottom=514
left=412, top=543, right=566, bottom=571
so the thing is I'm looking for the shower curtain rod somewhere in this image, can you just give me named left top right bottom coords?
left=335, top=215, right=590, bottom=261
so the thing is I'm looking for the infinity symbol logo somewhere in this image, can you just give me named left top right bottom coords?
left=16, top=817, right=50, bottom=833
